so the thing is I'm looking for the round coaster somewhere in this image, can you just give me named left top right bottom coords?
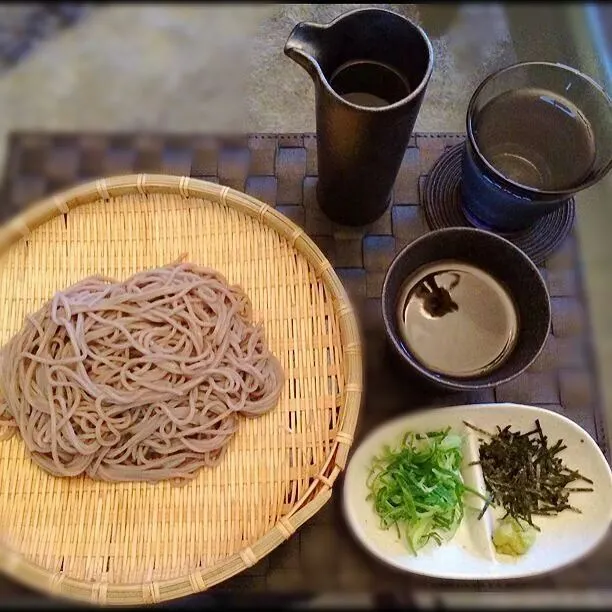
left=421, top=143, right=576, bottom=265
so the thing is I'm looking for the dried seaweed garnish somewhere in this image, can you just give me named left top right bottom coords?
left=464, top=420, right=594, bottom=529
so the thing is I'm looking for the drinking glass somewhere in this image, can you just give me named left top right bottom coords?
left=461, top=61, right=612, bottom=232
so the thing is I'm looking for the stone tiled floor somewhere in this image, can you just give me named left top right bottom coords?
left=0, top=4, right=92, bottom=71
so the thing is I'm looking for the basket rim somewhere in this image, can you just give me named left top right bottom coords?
left=0, top=173, right=364, bottom=605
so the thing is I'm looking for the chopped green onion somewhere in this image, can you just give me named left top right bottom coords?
left=366, top=428, right=484, bottom=555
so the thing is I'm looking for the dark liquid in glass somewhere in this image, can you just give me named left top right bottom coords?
left=473, top=87, right=596, bottom=191
left=330, top=60, right=411, bottom=108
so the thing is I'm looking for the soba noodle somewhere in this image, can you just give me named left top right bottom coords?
left=0, top=262, right=284, bottom=482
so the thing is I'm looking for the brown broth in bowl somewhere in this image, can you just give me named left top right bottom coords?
left=396, top=260, right=519, bottom=378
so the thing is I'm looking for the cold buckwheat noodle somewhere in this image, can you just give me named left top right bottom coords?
left=0, top=261, right=284, bottom=482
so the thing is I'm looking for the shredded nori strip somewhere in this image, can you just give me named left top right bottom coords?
left=464, top=420, right=594, bottom=529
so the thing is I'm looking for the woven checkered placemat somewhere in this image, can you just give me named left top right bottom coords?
left=0, top=131, right=609, bottom=599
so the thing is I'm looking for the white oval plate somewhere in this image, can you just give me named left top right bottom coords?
left=342, top=403, right=612, bottom=580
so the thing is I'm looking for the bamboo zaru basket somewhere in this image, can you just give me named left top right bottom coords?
left=0, top=175, right=363, bottom=605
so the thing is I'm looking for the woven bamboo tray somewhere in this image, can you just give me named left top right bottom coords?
left=0, top=174, right=363, bottom=605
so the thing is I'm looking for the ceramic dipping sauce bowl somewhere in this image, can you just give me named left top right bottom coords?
left=381, top=227, right=551, bottom=391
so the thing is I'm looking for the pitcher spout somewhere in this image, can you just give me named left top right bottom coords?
left=284, top=21, right=325, bottom=80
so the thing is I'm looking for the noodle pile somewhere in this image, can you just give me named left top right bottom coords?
left=0, top=262, right=284, bottom=482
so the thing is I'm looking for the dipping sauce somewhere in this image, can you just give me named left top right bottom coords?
left=396, top=260, right=519, bottom=378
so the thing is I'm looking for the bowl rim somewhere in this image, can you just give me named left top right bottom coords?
left=381, top=227, right=551, bottom=390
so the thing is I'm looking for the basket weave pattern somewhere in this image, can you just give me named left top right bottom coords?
left=0, top=175, right=362, bottom=604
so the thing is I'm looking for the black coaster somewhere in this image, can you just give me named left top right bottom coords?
left=420, top=142, right=576, bottom=265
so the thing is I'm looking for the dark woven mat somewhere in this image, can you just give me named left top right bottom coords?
left=0, top=131, right=609, bottom=602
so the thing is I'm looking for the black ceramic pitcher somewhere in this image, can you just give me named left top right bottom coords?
left=285, top=8, right=433, bottom=226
